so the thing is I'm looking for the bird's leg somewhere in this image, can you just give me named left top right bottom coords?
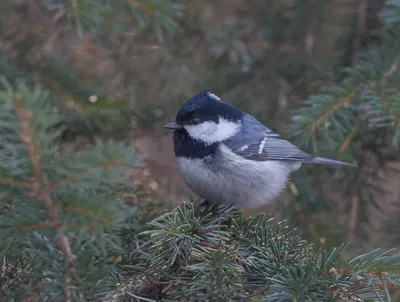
left=194, top=200, right=236, bottom=218
left=215, top=205, right=235, bottom=218
left=194, top=199, right=212, bottom=216
left=195, top=199, right=210, bottom=208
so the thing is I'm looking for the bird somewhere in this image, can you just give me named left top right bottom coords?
left=163, top=90, right=357, bottom=209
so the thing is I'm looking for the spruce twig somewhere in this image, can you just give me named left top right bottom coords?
left=0, top=176, right=32, bottom=189
left=15, top=92, right=76, bottom=302
left=113, top=203, right=400, bottom=301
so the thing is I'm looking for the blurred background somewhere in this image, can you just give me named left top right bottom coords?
left=1, top=0, right=399, bottom=251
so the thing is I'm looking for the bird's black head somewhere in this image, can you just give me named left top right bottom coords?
left=163, top=91, right=245, bottom=157
left=175, top=90, right=243, bottom=126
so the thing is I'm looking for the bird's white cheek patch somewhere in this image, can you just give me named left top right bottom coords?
left=184, top=121, right=217, bottom=143
left=185, top=117, right=241, bottom=144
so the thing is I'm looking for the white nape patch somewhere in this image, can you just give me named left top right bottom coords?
left=239, top=145, right=249, bottom=152
left=184, top=117, right=241, bottom=145
left=258, top=137, right=267, bottom=154
left=207, top=92, right=221, bottom=101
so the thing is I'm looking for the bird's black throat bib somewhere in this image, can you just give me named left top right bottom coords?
left=173, top=129, right=218, bottom=159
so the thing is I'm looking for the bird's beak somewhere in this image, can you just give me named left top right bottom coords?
left=162, top=122, right=181, bottom=130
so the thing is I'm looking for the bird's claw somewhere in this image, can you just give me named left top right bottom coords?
left=215, top=205, right=235, bottom=218
left=194, top=200, right=236, bottom=219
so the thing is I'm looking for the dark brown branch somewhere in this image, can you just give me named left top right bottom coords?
left=60, top=205, right=108, bottom=224
left=348, top=159, right=367, bottom=242
left=351, top=0, right=367, bottom=66
left=330, top=268, right=400, bottom=299
left=362, top=83, right=400, bottom=129
left=349, top=195, right=359, bottom=241
left=52, top=159, right=120, bottom=188
left=348, top=278, right=400, bottom=293
left=339, top=118, right=362, bottom=153
left=71, top=0, right=78, bottom=23
left=18, top=222, right=97, bottom=232
left=380, top=100, right=400, bottom=130
left=0, top=176, right=32, bottom=189
left=18, top=222, right=53, bottom=232
left=311, top=91, right=358, bottom=133
left=15, top=92, right=75, bottom=302
left=384, top=60, right=399, bottom=77
left=128, top=0, right=155, bottom=15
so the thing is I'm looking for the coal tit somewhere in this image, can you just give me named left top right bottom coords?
left=163, top=90, right=356, bottom=208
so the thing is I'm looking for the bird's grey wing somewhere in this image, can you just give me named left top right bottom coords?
left=225, top=115, right=356, bottom=167
left=231, top=136, right=314, bottom=162
left=224, top=114, right=313, bottom=162
left=224, top=115, right=314, bottom=162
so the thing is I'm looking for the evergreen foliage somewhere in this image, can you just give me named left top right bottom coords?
left=109, top=204, right=400, bottom=301
left=0, top=0, right=184, bottom=137
left=286, top=0, right=400, bottom=242
left=43, top=0, right=184, bottom=39
left=0, top=0, right=400, bottom=301
left=0, top=80, right=143, bottom=301
left=0, top=80, right=398, bottom=300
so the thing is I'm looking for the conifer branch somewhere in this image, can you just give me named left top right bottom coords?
left=2, top=1, right=400, bottom=300
left=380, top=99, right=400, bottom=130
left=384, top=60, right=399, bottom=77
left=0, top=176, right=32, bottom=189
left=339, top=119, right=362, bottom=153
left=18, top=222, right=97, bottom=232
left=52, top=159, right=121, bottom=188
left=128, top=0, right=155, bottom=15
left=71, top=0, right=78, bottom=20
left=311, top=91, right=358, bottom=133
left=18, top=222, right=53, bottom=232
left=60, top=205, right=108, bottom=224
left=348, top=155, right=368, bottom=242
left=115, top=203, right=400, bottom=301
left=351, top=0, right=367, bottom=66
left=14, top=92, right=75, bottom=302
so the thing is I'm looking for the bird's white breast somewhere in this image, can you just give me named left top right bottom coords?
left=176, top=144, right=292, bottom=208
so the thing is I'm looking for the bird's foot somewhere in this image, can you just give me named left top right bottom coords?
left=194, top=199, right=212, bottom=216
left=194, top=199, right=211, bottom=209
left=194, top=200, right=236, bottom=219
left=215, top=205, right=236, bottom=218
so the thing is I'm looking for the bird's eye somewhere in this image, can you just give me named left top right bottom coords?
left=192, top=118, right=201, bottom=125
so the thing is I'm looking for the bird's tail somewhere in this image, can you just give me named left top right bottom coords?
left=308, top=157, right=357, bottom=167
